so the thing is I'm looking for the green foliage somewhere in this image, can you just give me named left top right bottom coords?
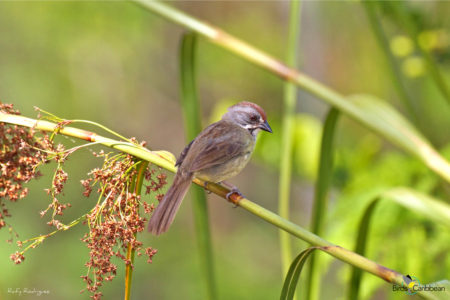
left=281, top=248, right=318, bottom=300
left=349, top=189, right=450, bottom=299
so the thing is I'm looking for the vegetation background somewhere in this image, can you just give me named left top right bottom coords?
left=0, top=1, right=449, bottom=300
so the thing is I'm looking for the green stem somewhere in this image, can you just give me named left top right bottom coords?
left=124, top=160, right=149, bottom=300
left=130, top=0, right=450, bottom=183
left=362, top=1, right=418, bottom=120
left=306, top=108, right=340, bottom=300
left=278, top=0, right=301, bottom=289
left=0, top=113, right=442, bottom=298
left=179, top=32, right=217, bottom=300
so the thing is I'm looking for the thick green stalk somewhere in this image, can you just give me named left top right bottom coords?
left=179, top=32, right=217, bottom=300
left=362, top=1, right=417, bottom=120
left=306, top=108, right=340, bottom=300
left=278, top=0, right=302, bottom=283
left=0, top=112, right=440, bottom=298
left=125, top=161, right=149, bottom=300
left=131, top=0, right=450, bottom=183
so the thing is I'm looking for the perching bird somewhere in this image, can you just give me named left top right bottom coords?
left=148, top=101, right=272, bottom=235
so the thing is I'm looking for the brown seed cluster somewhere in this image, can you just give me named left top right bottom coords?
left=0, top=104, right=45, bottom=230
left=2, top=104, right=166, bottom=299
left=41, top=165, right=72, bottom=229
left=10, top=251, right=25, bottom=264
left=80, top=151, right=166, bottom=299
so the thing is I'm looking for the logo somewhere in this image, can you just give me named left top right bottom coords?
left=392, top=275, right=446, bottom=295
left=404, top=275, right=420, bottom=295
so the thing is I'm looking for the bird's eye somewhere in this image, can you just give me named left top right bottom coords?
left=250, top=115, right=258, bottom=122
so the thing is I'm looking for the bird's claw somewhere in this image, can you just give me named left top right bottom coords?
left=226, top=188, right=243, bottom=207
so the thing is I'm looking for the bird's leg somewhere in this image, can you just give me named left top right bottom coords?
left=220, top=181, right=243, bottom=207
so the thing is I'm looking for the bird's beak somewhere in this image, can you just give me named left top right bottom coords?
left=259, top=120, right=272, bottom=133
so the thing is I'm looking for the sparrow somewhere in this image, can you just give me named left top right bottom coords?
left=148, top=101, right=272, bottom=235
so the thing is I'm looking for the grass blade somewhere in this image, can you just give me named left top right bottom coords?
left=179, top=31, right=217, bottom=299
left=382, top=188, right=450, bottom=227
left=349, top=188, right=450, bottom=299
left=278, top=0, right=302, bottom=286
left=349, top=199, right=379, bottom=300
left=348, top=94, right=450, bottom=182
left=281, top=247, right=318, bottom=300
left=306, top=107, right=340, bottom=300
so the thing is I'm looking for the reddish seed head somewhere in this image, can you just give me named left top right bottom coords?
left=232, top=101, right=267, bottom=121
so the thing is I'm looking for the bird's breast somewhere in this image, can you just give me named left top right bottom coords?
left=196, top=148, right=254, bottom=183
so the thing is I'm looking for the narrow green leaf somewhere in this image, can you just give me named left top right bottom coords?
left=179, top=31, right=217, bottom=300
left=349, top=199, right=379, bottom=300
left=349, top=188, right=450, bottom=299
left=306, top=107, right=340, bottom=300
left=348, top=94, right=450, bottom=182
left=281, top=247, right=318, bottom=300
left=382, top=188, right=450, bottom=227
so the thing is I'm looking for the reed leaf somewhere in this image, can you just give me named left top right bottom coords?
left=347, top=94, right=450, bottom=182
left=281, top=247, right=318, bottom=300
left=306, top=108, right=340, bottom=300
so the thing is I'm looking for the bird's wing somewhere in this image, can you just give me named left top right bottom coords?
left=186, top=122, right=250, bottom=172
left=176, top=139, right=194, bottom=167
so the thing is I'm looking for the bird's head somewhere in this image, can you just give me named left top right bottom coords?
left=222, top=101, right=272, bottom=136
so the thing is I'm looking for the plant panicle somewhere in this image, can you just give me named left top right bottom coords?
left=1, top=104, right=166, bottom=299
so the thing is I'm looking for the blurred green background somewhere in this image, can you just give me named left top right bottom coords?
left=0, top=1, right=449, bottom=300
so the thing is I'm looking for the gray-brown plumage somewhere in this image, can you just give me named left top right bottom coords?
left=148, top=102, right=272, bottom=235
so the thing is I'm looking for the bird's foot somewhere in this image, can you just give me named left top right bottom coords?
left=226, top=187, right=243, bottom=207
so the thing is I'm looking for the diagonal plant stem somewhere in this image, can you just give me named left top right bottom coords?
left=179, top=31, right=217, bottom=300
left=278, top=0, right=302, bottom=285
left=131, top=0, right=450, bottom=183
left=0, top=112, right=440, bottom=298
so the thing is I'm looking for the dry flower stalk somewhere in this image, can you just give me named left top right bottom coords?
left=1, top=103, right=166, bottom=299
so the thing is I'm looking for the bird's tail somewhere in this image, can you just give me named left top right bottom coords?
left=148, top=172, right=193, bottom=235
